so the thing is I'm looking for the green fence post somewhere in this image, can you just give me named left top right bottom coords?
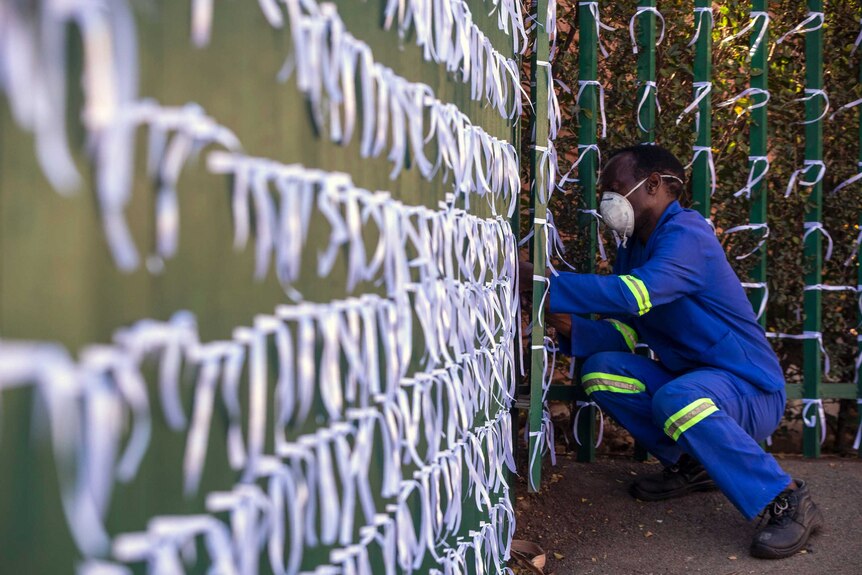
left=691, top=0, right=713, bottom=217
left=857, top=33, right=862, bottom=460
left=749, top=1, right=768, bottom=329
left=527, top=0, right=551, bottom=492
left=802, top=0, right=824, bottom=458
left=631, top=0, right=659, bottom=463
left=636, top=0, right=657, bottom=143
left=574, top=0, right=600, bottom=463
left=858, top=210, right=862, bottom=460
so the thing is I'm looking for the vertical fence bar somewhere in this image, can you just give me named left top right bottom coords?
left=749, top=1, right=768, bottom=329
left=636, top=0, right=657, bottom=144
left=574, top=0, right=600, bottom=462
left=692, top=0, right=713, bottom=217
left=857, top=41, right=862, bottom=460
left=527, top=0, right=551, bottom=492
left=631, top=0, right=658, bottom=462
left=802, top=0, right=824, bottom=458
left=858, top=210, right=862, bottom=460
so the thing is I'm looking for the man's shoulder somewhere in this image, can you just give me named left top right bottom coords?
left=658, top=207, right=715, bottom=240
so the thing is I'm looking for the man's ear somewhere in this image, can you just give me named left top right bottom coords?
left=646, top=172, right=662, bottom=195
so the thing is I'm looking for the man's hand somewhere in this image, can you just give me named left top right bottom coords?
left=546, top=312, right=572, bottom=339
left=519, top=259, right=572, bottom=338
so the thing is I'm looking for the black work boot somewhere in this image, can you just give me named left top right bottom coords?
left=750, top=479, right=823, bottom=559
left=629, top=454, right=717, bottom=501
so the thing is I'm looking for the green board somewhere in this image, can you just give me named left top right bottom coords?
left=0, top=0, right=521, bottom=572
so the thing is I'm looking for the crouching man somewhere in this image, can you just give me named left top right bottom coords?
left=520, top=145, right=822, bottom=559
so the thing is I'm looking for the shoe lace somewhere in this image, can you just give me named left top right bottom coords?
left=662, top=464, right=681, bottom=478
left=756, top=494, right=796, bottom=529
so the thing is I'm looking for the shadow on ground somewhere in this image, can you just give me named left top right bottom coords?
left=512, top=454, right=862, bottom=575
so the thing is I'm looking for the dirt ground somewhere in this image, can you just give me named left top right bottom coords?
left=511, top=453, right=862, bottom=575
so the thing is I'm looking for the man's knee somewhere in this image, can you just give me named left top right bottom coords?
left=581, top=351, right=635, bottom=379
left=652, top=382, right=719, bottom=442
left=581, top=351, right=647, bottom=399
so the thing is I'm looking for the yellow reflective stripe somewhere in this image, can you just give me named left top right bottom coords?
left=604, top=319, right=638, bottom=352
left=664, top=398, right=719, bottom=441
left=620, top=275, right=652, bottom=316
left=582, top=372, right=645, bottom=394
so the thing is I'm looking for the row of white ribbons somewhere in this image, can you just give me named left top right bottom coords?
left=1, top=284, right=517, bottom=571
left=3, top=3, right=520, bottom=273
left=382, top=0, right=526, bottom=119
left=84, top=97, right=519, bottom=285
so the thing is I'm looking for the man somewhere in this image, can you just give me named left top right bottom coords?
left=520, top=145, right=822, bottom=559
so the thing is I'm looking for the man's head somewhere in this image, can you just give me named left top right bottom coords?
left=598, top=145, right=687, bottom=244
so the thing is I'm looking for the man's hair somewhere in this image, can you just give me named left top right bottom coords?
left=609, top=144, right=687, bottom=199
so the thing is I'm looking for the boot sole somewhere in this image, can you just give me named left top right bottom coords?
left=629, top=480, right=718, bottom=502
left=749, top=507, right=824, bottom=560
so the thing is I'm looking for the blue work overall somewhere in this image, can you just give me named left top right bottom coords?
left=550, top=201, right=791, bottom=520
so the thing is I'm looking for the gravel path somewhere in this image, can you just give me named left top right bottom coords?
left=512, top=454, right=862, bottom=575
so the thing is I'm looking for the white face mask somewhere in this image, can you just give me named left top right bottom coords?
left=599, top=174, right=683, bottom=247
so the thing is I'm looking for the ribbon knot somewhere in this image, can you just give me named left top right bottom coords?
left=801, top=398, right=827, bottom=445
left=802, top=221, right=834, bottom=261
left=719, top=10, right=770, bottom=58
left=688, top=6, right=713, bottom=48
left=629, top=6, right=666, bottom=54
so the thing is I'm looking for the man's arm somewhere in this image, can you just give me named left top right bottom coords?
left=548, top=222, right=712, bottom=317
left=520, top=261, right=635, bottom=357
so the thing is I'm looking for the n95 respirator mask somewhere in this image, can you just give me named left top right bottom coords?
left=599, top=174, right=683, bottom=247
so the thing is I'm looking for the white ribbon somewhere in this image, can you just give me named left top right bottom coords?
left=717, top=87, right=770, bottom=117
left=803, top=221, right=834, bottom=261
left=546, top=0, right=558, bottom=59
left=0, top=342, right=112, bottom=557
left=537, top=60, right=561, bottom=140
left=559, top=144, right=601, bottom=188
left=723, top=222, right=769, bottom=261
left=853, top=398, right=862, bottom=450
left=629, top=6, right=666, bottom=54
left=685, top=146, right=716, bottom=197
left=636, top=80, right=660, bottom=134
left=766, top=331, right=830, bottom=375
left=675, top=81, right=712, bottom=136
left=578, top=1, right=618, bottom=59
left=803, top=284, right=862, bottom=319
left=182, top=342, right=228, bottom=496
left=786, top=159, right=826, bottom=196
left=719, top=10, right=769, bottom=59
left=688, top=6, right=713, bottom=48
left=795, top=89, right=830, bottom=125
left=577, top=80, right=608, bottom=138
left=232, top=326, right=267, bottom=482
left=205, top=485, right=273, bottom=575
left=734, top=155, right=770, bottom=199
left=531, top=144, right=558, bottom=207
left=113, top=515, right=237, bottom=574
left=801, top=398, right=827, bottom=446
left=77, top=561, right=131, bottom=575
left=526, top=430, right=545, bottom=492
left=828, top=97, right=862, bottom=121
left=832, top=161, right=862, bottom=195
left=740, top=282, right=769, bottom=320
left=776, top=12, right=824, bottom=45
left=572, top=400, right=604, bottom=447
